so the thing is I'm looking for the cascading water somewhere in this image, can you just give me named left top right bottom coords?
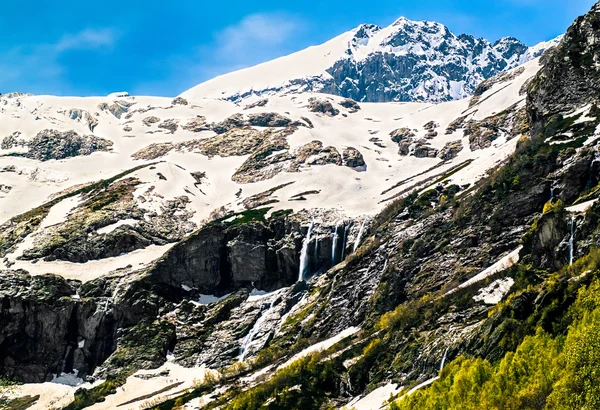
left=314, top=230, right=319, bottom=273
left=239, top=297, right=278, bottom=362
left=298, top=222, right=314, bottom=282
left=569, top=215, right=575, bottom=265
left=353, top=219, right=367, bottom=252
left=331, top=224, right=340, bottom=266
left=550, top=182, right=555, bottom=200
left=341, top=225, right=347, bottom=260
left=440, top=347, right=449, bottom=372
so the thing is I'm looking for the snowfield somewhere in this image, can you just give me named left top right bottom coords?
left=0, top=59, right=541, bottom=282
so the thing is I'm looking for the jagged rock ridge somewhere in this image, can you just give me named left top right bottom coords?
left=182, top=17, right=561, bottom=103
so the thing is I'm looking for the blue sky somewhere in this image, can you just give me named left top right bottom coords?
left=0, top=0, right=595, bottom=97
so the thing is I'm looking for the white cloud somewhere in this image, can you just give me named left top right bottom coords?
left=0, top=28, right=117, bottom=94
left=54, top=28, right=117, bottom=52
left=214, top=13, right=302, bottom=59
left=183, top=12, right=304, bottom=83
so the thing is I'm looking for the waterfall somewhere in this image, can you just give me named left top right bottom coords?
left=298, top=222, right=314, bottom=282
left=569, top=216, right=575, bottom=265
left=331, top=224, right=340, bottom=266
left=314, top=231, right=319, bottom=273
left=440, top=347, right=449, bottom=372
left=353, top=219, right=367, bottom=252
left=341, top=225, right=348, bottom=260
left=239, top=298, right=277, bottom=362
left=550, top=183, right=555, bottom=200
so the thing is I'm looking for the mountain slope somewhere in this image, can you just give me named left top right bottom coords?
left=182, top=17, right=561, bottom=104
left=4, top=4, right=600, bottom=410
left=0, top=56, right=543, bottom=409
left=0, top=59, right=538, bottom=282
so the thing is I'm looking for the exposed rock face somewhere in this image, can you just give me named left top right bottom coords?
left=211, top=114, right=246, bottom=134
left=343, top=147, right=366, bottom=169
left=446, top=116, right=468, bottom=134
left=438, top=140, right=464, bottom=160
left=68, top=109, right=99, bottom=132
left=205, top=127, right=289, bottom=159
left=469, top=67, right=526, bottom=107
left=308, top=98, right=340, bottom=116
left=142, top=116, right=161, bottom=127
left=20, top=179, right=195, bottom=263
left=464, top=106, right=527, bottom=150
left=147, top=213, right=355, bottom=301
left=298, top=141, right=342, bottom=167
left=340, top=98, right=361, bottom=112
left=244, top=99, right=268, bottom=110
left=423, top=121, right=440, bottom=139
left=0, top=267, right=178, bottom=384
left=247, top=112, right=294, bottom=127
left=172, top=97, right=188, bottom=106
left=185, top=17, right=559, bottom=104
left=390, top=127, right=416, bottom=144
left=148, top=215, right=301, bottom=294
left=0, top=132, right=23, bottom=150
left=98, top=100, right=135, bottom=119
left=182, top=116, right=209, bottom=132
left=465, top=119, right=500, bottom=150
left=23, top=130, right=113, bottom=161
left=131, top=142, right=176, bottom=160
left=0, top=271, right=117, bottom=383
left=158, top=118, right=179, bottom=134
left=528, top=4, right=600, bottom=134
left=522, top=209, right=570, bottom=270
left=232, top=139, right=342, bottom=184
left=211, top=113, right=301, bottom=134
left=393, top=131, right=438, bottom=158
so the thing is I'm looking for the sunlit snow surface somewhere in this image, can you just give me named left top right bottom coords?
left=0, top=59, right=540, bottom=283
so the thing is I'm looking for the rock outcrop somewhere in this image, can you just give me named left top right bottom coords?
left=528, top=4, right=600, bottom=134
left=343, top=147, right=366, bottom=169
left=0, top=271, right=116, bottom=383
left=308, top=98, right=340, bottom=116
left=5, top=130, right=114, bottom=161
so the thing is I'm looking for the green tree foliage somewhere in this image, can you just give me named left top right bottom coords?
left=391, top=272, right=600, bottom=410
left=224, top=353, right=342, bottom=410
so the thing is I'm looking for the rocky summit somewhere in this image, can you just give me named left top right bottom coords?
left=183, top=17, right=560, bottom=104
left=2, top=3, right=600, bottom=410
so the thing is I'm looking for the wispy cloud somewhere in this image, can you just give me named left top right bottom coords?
left=213, top=13, right=302, bottom=60
left=0, top=28, right=118, bottom=94
left=54, top=28, right=117, bottom=53
left=132, top=12, right=305, bottom=96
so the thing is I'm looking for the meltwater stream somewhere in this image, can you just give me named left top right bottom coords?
left=331, top=223, right=340, bottom=266
left=569, top=215, right=575, bottom=266
left=353, top=219, right=367, bottom=252
left=239, top=296, right=279, bottom=362
left=298, top=222, right=314, bottom=282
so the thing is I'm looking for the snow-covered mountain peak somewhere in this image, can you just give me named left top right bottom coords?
left=182, top=18, right=560, bottom=104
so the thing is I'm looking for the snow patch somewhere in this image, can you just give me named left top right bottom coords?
left=96, top=219, right=138, bottom=235
left=567, top=199, right=599, bottom=214
left=345, top=383, right=402, bottom=410
left=51, top=371, right=85, bottom=387
left=458, top=246, right=522, bottom=290
left=473, top=277, right=515, bottom=304
left=192, top=293, right=232, bottom=305
left=278, top=327, right=359, bottom=370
